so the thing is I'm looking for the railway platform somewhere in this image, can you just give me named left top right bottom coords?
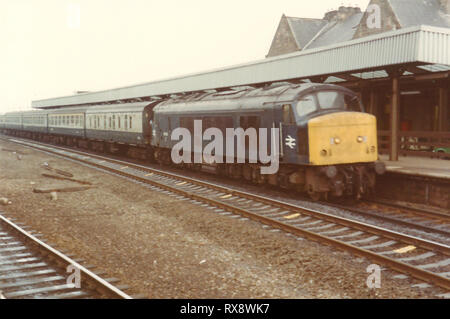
left=379, top=155, right=450, bottom=180
left=376, top=155, right=449, bottom=210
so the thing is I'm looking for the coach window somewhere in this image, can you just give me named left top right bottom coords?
left=129, top=116, right=132, bottom=130
left=104, top=115, right=106, bottom=129
left=118, top=116, right=121, bottom=129
left=124, top=115, right=128, bottom=131
left=112, top=115, right=116, bottom=129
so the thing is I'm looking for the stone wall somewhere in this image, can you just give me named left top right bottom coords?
left=266, top=15, right=299, bottom=58
left=353, top=0, right=401, bottom=39
left=376, top=173, right=450, bottom=209
left=439, top=0, right=450, bottom=13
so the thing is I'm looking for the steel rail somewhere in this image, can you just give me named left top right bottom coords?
left=364, top=199, right=450, bottom=221
left=318, top=201, right=450, bottom=238
left=3, top=136, right=450, bottom=291
left=0, top=214, right=132, bottom=299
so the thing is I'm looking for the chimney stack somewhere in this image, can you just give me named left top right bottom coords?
left=324, top=6, right=361, bottom=22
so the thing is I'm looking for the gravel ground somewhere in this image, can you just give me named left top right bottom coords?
left=0, top=139, right=442, bottom=298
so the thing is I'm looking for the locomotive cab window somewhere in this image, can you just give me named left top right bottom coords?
left=316, top=91, right=361, bottom=112
left=296, top=95, right=317, bottom=117
left=317, top=91, right=342, bottom=110
left=343, top=94, right=362, bottom=112
left=296, top=91, right=362, bottom=118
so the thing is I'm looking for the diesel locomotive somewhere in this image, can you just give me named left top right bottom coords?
left=0, top=83, right=385, bottom=200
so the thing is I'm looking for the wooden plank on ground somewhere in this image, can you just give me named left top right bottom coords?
left=33, top=186, right=92, bottom=194
left=41, top=173, right=92, bottom=185
left=41, top=162, right=74, bottom=178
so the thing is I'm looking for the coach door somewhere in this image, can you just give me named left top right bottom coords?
left=279, top=104, right=299, bottom=164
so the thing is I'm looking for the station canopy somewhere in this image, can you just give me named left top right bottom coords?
left=32, top=25, right=450, bottom=109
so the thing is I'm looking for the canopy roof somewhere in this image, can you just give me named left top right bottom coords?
left=33, top=25, right=450, bottom=109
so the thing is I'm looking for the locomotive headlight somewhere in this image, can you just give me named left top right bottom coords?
left=320, top=149, right=328, bottom=157
left=333, top=137, right=341, bottom=145
left=357, top=136, right=364, bottom=143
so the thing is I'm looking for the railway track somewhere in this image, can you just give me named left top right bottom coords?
left=2, top=136, right=450, bottom=296
left=320, top=200, right=450, bottom=240
left=0, top=213, right=132, bottom=299
left=366, top=199, right=450, bottom=221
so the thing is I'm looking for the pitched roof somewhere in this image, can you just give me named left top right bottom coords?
left=388, top=0, right=450, bottom=28
left=305, top=13, right=364, bottom=50
left=285, top=17, right=327, bottom=49
left=267, top=0, right=450, bottom=57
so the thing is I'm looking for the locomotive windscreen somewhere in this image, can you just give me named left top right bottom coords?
left=296, top=91, right=362, bottom=118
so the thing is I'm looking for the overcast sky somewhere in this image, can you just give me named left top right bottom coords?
left=0, top=0, right=371, bottom=113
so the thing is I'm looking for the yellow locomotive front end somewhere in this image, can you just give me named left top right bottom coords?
left=288, top=86, right=386, bottom=200
left=308, top=112, right=378, bottom=166
left=303, top=111, right=385, bottom=200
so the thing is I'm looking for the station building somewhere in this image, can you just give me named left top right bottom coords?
left=267, top=0, right=450, bottom=160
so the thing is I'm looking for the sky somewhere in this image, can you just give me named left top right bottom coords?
left=0, top=0, right=371, bottom=113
